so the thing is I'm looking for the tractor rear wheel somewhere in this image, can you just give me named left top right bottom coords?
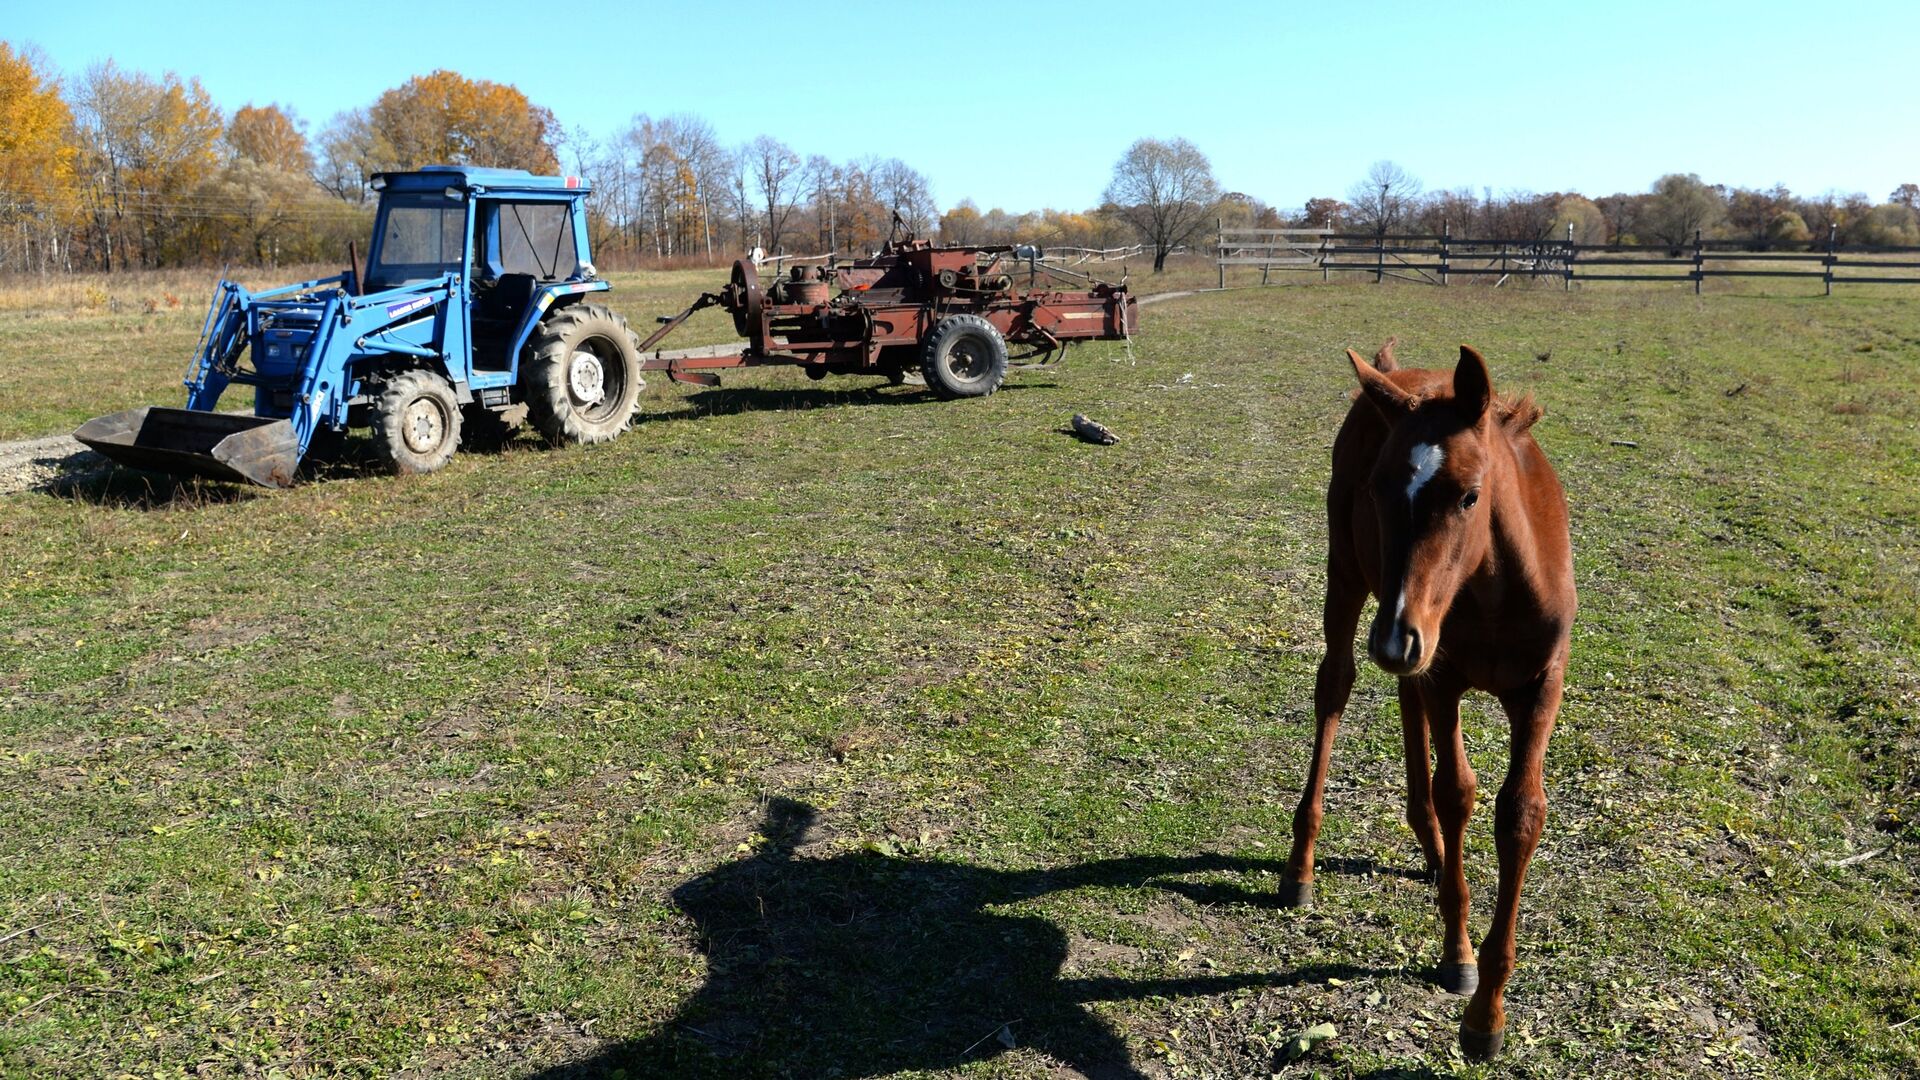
left=920, top=314, right=1007, bottom=399
left=369, top=368, right=462, bottom=475
left=523, top=303, right=644, bottom=445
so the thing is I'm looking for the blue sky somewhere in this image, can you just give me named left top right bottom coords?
left=8, top=0, right=1916, bottom=212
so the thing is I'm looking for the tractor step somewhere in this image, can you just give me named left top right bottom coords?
left=74, top=407, right=301, bottom=488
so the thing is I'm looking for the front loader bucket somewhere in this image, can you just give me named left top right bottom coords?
left=74, top=407, right=300, bottom=488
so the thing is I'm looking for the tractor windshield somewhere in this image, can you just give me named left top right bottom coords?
left=482, top=200, right=580, bottom=281
left=367, top=193, right=466, bottom=290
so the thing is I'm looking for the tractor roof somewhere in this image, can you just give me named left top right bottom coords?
left=372, top=165, right=590, bottom=196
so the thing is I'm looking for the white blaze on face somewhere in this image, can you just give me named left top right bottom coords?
left=1381, top=442, right=1444, bottom=665
left=1406, top=442, right=1445, bottom=505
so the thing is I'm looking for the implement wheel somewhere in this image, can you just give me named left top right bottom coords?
left=523, top=303, right=644, bottom=445
left=920, top=314, right=1008, bottom=399
left=369, top=368, right=462, bottom=476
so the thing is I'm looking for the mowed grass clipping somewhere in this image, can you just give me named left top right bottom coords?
left=0, top=278, right=1916, bottom=1078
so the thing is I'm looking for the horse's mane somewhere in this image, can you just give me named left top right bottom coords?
left=1496, top=392, right=1543, bottom=435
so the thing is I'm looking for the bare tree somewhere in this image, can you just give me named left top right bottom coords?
left=725, top=148, right=755, bottom=254
left=876, top=158, right=935, bottom=238
left=1417, top=188, right=1481, bottom=236
left=1102, top=137, right=1220, bottom=271
left=315, top=109, right=389, bottom=203
left=1482, top=191, right=1559, bottom=242
left=803, top=155, right=839, bottom=253
left=654, top=115, right=725, bottom=257
left=747, top=135, right=801, bottom=253
left=1346, top=160, right=1422, bottom=236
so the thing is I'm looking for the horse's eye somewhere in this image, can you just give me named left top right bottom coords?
left=1460, top=490, right=1480, bottom=511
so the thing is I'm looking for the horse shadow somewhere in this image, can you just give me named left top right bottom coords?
left=524, top=798, right=1387, bottom=1079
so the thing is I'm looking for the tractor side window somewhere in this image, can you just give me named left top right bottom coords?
left=370, top=194, right=465, bottom=289
left=490, top=201, right=579, bottom=281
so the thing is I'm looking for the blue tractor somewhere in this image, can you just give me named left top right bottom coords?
left=76, top=166, right=644, bottom=486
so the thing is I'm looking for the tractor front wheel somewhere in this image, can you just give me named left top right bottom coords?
left=920, top=314, right=1007, bottom=399
left=369, top=368, right=462, bottom=476
left=523, top=303, right=643, bottom=445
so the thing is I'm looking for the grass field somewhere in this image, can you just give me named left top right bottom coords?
left=1, top=267, right=1917, bottom=1078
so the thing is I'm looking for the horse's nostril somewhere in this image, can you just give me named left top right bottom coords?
left=1404, top=627, right=1423, bottom=667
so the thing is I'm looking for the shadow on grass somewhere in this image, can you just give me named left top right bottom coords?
left=525, top=798, right=1389, bottom=1080
left=42, top=463, right=264, bottom=510
left=639, top=380, right=1058, bottom=424
left=37, top=436, right=400, bottom=509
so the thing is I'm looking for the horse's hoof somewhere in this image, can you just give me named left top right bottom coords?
left=1436, top=962, right=1479, bottom=996
left=1276, top=878, right=1314, bottom=909
left=1459, top=1023, right=1504, bottom=1061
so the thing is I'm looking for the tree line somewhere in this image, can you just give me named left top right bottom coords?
left=0, top=45, right=962, bottom=273
left=1, top=42, right=1914, bottom=275
left=1266, top=160, right=1920, bottom=250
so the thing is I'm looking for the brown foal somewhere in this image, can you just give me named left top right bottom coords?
left=1279, top=339, right=1575, bottom=1061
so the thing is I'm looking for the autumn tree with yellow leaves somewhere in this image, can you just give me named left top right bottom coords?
left=70, top=61, right=223, bottom=268
left=0, top=42, right=77, bottom=271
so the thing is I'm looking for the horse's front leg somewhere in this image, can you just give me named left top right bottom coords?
left=1423, top=682, right=1478, bottom=996
left=1280, top=565, right=1366, bottom=908
left=1459, top=667, right=1563, bottom=1061
left=1399, top=677, right=1445, bottom=881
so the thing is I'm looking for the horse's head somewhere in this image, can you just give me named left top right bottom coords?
left=1347, top=343, right=1506, bottom=677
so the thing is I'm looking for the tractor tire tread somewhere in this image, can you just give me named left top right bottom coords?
left=523, top=302, right=644, bottom=446
left=367, top=367, right=462, bottom=476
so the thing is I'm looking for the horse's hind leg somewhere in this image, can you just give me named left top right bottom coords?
left=1280, top=558, right=1366, bottom=908
left=1399, top=678, right=1445, bottom=882
left=1458, top=668, right=1562, bottom=1062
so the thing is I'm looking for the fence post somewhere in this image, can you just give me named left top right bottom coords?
left=1217, top=217, right=1225, bottom=290
left=1322, top=227, right=1330, bottom=282
left=1565, top=222, right=1573, bottom=292
left=1375, top=228, right=1385, bottom=284
left=1441, top=219, right=1450, bottom=287
left=1825, top=223, right=1836, bottom=296
left=1693, top=229, right=1703, bottom=295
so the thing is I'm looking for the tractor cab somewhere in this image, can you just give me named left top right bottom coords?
left=365, top=167, right=596, bottom=370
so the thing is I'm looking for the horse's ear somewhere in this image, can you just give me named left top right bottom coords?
left=1349, top=348, right=1414, bottom=417
left=1373, top=336, right=1399, bottom=372
left=1453, top=345, right=1492, bottom=421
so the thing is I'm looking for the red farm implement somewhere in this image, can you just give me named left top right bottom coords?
left=637, top=238, right=1139, bottom=397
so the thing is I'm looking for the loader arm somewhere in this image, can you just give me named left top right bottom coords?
left=80, top=274, right=465, bottom=488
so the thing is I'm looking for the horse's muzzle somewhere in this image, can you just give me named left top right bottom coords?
left=1368, top=615, right=1428, bottom=676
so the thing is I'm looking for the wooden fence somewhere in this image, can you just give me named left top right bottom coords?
left=1216, top=222, right=1920, bottom=294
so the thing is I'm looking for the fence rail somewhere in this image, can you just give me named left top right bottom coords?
left=1216, top=221, right=1920, bottom=294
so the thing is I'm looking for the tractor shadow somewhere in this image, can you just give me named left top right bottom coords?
left=523, top=798, right=1389, bottom=1080
left=38, top=460, right=264, bottom=510
left=28, top=431, right=402, bottom=508
left=641, top=380, right=1058, bottom=424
